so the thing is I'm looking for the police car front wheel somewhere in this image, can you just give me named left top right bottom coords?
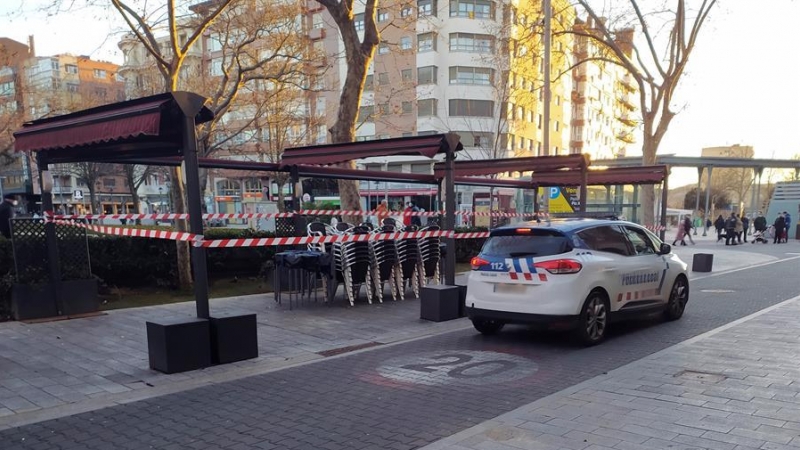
left=472, top=318, right=505, bottom=335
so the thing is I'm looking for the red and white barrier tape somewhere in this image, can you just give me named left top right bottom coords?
left=52, top=220, right=201, bottom=242
left=453, top=232, right=491, bottom=239
left=50, top=210, right=550, bottom=220
left=645, top=225, right=667, bottom=232
left=200, top=230, right=455, bottom=248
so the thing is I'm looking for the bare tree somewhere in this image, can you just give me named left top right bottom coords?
left=572, top=0, right=719, bottom=224
left=314, top=0, right=381, bottom=213
left=66, top=162, right=114, bottom=213
left=119, top=164, right=154, bottom=213
left=47, top=0, right=307, bottom=288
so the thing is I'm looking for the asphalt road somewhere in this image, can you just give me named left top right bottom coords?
left=1, top=254, right=799, bottom=450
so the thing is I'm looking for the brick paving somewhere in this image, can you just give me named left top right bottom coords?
left=0, top=242, right=798, bottom=449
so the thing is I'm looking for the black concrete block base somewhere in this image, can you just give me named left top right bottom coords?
left=420, top=285, right=460, bottom=322
left=210, top=313, right=259, bottom=364
left=146, top=318, right=211, bottom=374
left=692, top=253, right=713, bottom=272
left=61, top=279, right=100, bottom=316
left=11, top=283, right=58, bottom=321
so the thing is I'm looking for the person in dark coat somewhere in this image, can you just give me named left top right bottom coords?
left=754, top=211, right=767, bottom=233
left=742, top=214, right=750, bottom=243
left=0, top=194, right=17, bottom=239
left=714, top=215, right=725, bottom=242
left=774, top=213, right=786, bottom=244
left=725, top=213, right=738, bottom=246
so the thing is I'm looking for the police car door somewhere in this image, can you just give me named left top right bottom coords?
left=619, top=225, right=667, bottom=307
left=574, top=225, right=636, bottom=312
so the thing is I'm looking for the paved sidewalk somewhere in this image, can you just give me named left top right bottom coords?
left=422, top=293, right=800, bottom=450
left=0, top=289, right=471, bottom=429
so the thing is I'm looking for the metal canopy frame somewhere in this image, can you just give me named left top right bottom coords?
left=14, top=91, right=216, bottom=319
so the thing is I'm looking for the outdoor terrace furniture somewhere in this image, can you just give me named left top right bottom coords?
left=273, top=250, right=333, bottom=310
left=370, top=224, right=402, bottom=303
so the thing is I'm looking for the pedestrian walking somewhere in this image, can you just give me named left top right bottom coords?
left=742, top=214, right=750, bottom=243
left=725, top=212, right=738, bottom=246
left=773, top=213, right=786, bottom=244
left=754, top=211, right=767, bottom=233
left=683, top=215, right=695, bottom=245
left=714, top=215, right=725, bottom=242
left=0, top=194, right=17, bottom=240
left=672, top=220, right=686, bottom=246
left=783, top=211, right=792, bottom=242
left=735, top=213, right=744, bottom=244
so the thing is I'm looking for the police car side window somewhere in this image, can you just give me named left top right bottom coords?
left=576, top=226, right=633, bottom=256
left=623, top=226, right=656, bottom=255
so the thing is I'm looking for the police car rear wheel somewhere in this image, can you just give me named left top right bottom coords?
left=665, top=276, right=689, bottom=321
left=472, top=318, right=505, bottom=335
left=577, top=292, right=608, bottom=346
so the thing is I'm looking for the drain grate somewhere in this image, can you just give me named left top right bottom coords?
left=317, top=342, right=383, bottom=357
left=674, top=370, right=726, bottom=383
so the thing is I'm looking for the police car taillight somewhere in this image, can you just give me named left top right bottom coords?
left=470, top=256, right=489, bottom=270
left=534, top=259, right=582, bottom=274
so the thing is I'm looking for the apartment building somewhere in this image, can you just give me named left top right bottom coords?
left=308, top=0, right=639, bottom=211
left=0, top=35, right=128, bottom=213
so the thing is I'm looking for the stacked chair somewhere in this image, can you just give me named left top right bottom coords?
left=396, top=224, right=425, bottom=299
left=419, top=225, right=442, bottom=285
left=332, top=225, right=374, bottom=306
left=369, top=224, right=402, bottom=303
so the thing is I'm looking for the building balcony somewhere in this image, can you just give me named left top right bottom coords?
left=618, top=113, right=637, bottom=126
left=618, top=92, right=636, bottom=109
left=304, top=0, right=324, bottom=12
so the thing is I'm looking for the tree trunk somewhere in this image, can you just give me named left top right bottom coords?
left=170, top=166, right=193, bottom=290
left=88, top=186, right=98, bottom=214
left=640, top=123, right=658, bottom=226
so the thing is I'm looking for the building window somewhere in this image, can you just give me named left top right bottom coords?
left=418, top=98, right=437, bottom=116
left=449, top=33, right=493, bottom=53
left=401, top=69, right=413, bottom=82
left=449, top=66, right=493, bottom=85
left=418, top=32, right=436, bottom=52
left=358, top=105, right=374, bottom=122
left=51, top=60, right=59, bottom=71
left=448, top=99, right=494, bottom=117
left=401, top=6, right=413, bottom=17
left=449, top=0, right=494, bottom=19
left=377, top=9, right=389, bottom=21
left=312, top=14, right=324, bottom=28
left=93, top=69, right=106, bottom=79
left=95, top=88, right=107, bottom=99
left=364, top=74, right=374, bottom=90
left=555, top=121, right=560, bottom=131
left=378, top=72, right=389, bottom=85
left=418, top=0, right=437, bottom=16
left=537, top=114, right=542, bottom=129
left=402, top=101, right=413, bottom=113
left=102, top=178, right=116, bottom=188
left=417, top=66, right=438, bottom=84
left=354, top=13, right=365, bottom=31
left=210, top=59, right=223, bottom=76
left=378, top=43, right=389, bottom=54
left=65, top=64, right=78, bottom=74
left=0, top=82, right=13, bottom=96
left=400, top=36, right=412, bottom=50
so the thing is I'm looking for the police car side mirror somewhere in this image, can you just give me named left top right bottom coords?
left=658, top=243, right=671, bottom=255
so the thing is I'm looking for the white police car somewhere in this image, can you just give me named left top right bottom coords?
left=466, top=219, right=689, bottom=345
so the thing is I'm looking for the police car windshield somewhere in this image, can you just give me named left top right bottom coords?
left=481, top=229, right=572, bottom=258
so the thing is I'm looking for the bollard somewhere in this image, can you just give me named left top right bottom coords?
left=692, top=253, right=713, bottom=273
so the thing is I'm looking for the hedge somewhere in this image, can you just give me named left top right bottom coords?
left=0, top=226, right=488, bottom=319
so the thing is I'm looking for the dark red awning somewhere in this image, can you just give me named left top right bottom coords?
left=281, top=133, right=462, bottom=166
left=532, top=166, right=668, bottom=186
left=435, top=154, right=589, bottom=178
left=14, top=98, right=170, bottom=153
left=454, top=176, right=532, bottom=188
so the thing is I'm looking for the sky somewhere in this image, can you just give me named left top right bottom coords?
left=1, top=0, right=799, bottom=187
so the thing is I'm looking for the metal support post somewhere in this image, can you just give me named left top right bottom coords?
left=443, top=133, right=459, bottom=286
left=694, top=167, right=703, bottom=234
left=631, top=185, right=638, bottom=223
left=702, top=166, right=713, bottom=236
left=659, top=167, right=669, bottom=241
left=39, top=166, right=64, bottom=315
left=749, top=167, right=758, bottom=217
left=754, top=167, right=763, bottom=214
left=182, top=115, right=211, bottom=319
